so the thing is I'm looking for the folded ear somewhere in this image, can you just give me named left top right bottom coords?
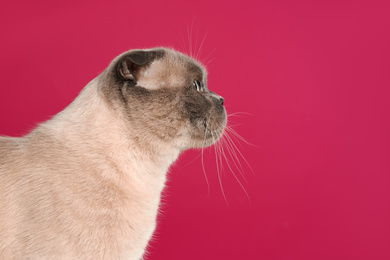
left=117, top=50, right=164, bottom=81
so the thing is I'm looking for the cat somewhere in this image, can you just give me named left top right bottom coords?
left=0, top=47, right=226, bottom=259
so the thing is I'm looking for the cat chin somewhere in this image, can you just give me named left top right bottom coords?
left=188, top=129, right=226, bottom=149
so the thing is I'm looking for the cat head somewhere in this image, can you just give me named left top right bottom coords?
left=103, top=47, right=226, bottom=151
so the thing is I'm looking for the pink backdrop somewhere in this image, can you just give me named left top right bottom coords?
left=1, top=1, right=389, bottom=259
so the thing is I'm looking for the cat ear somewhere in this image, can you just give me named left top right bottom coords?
left=118, top=51, right=145, bottom=81
left=127, top=51, right=148, bottom=66
left=117, top=50, right=164, bottom=81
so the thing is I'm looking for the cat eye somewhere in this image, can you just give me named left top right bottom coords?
left=193, top=80, right=204, bottom=93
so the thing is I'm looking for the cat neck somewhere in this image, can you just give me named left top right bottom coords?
left=32, top=77, right=181, bottom=178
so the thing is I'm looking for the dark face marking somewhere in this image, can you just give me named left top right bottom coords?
left=104, top=47, right=226, bottom=149
left=182, top=86, right=226, bottom=142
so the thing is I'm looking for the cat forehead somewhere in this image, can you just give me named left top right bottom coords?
left=137, top=49, right=206, bottom=90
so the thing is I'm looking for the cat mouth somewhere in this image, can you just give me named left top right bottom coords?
left=193, top=115, right=227, bottom=147
left=203, top=118, right=207, bottom=129
left=187, top=105, right=227, bottom=148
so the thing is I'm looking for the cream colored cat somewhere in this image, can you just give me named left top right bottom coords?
left=0, top=48, right=226, bottom=259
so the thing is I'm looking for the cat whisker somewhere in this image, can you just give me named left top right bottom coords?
left=186, top=24, right=192, bottom=57
left=203, top=124, right=250, bottom=205
left=224, top=126, right=254, bottom=175
left=212, top=131, right=228, bottom=206
left=217, top=125, right=247, bottom=178
left=225, top=123, right=244, bottom=128
left=225, top=125, right=257, bottom=148
left=204, top=57, right=215, bottom=68
left=194, top=26, right=199, bottom=61
left=196, top=32, right=208, bottom=62
left=220, top=131, right=247, bottom=183
left=180, top=33, right=189, bottom=58
left=181, top=152, right=202, bottom=168
left=201, top=115, right=212, bottom=196
left=227, top=112, right=255, bottom=118
left=219, top=132, right=251, bottom=204
left=203, top=48, right=216, bottom=68
left=186, top=18, right=198, bottom=58
left=216, top=134, right=225, bottom=180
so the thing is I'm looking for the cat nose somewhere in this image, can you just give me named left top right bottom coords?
left=219, top=97, right=224, bottom=106
left=210, top=92, right=225, bottom=106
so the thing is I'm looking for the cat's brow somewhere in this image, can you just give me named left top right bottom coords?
left=187, top=61, right=204, bottom=80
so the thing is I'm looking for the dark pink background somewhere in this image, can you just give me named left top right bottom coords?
left=1, top=1, right=389, bottom=259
